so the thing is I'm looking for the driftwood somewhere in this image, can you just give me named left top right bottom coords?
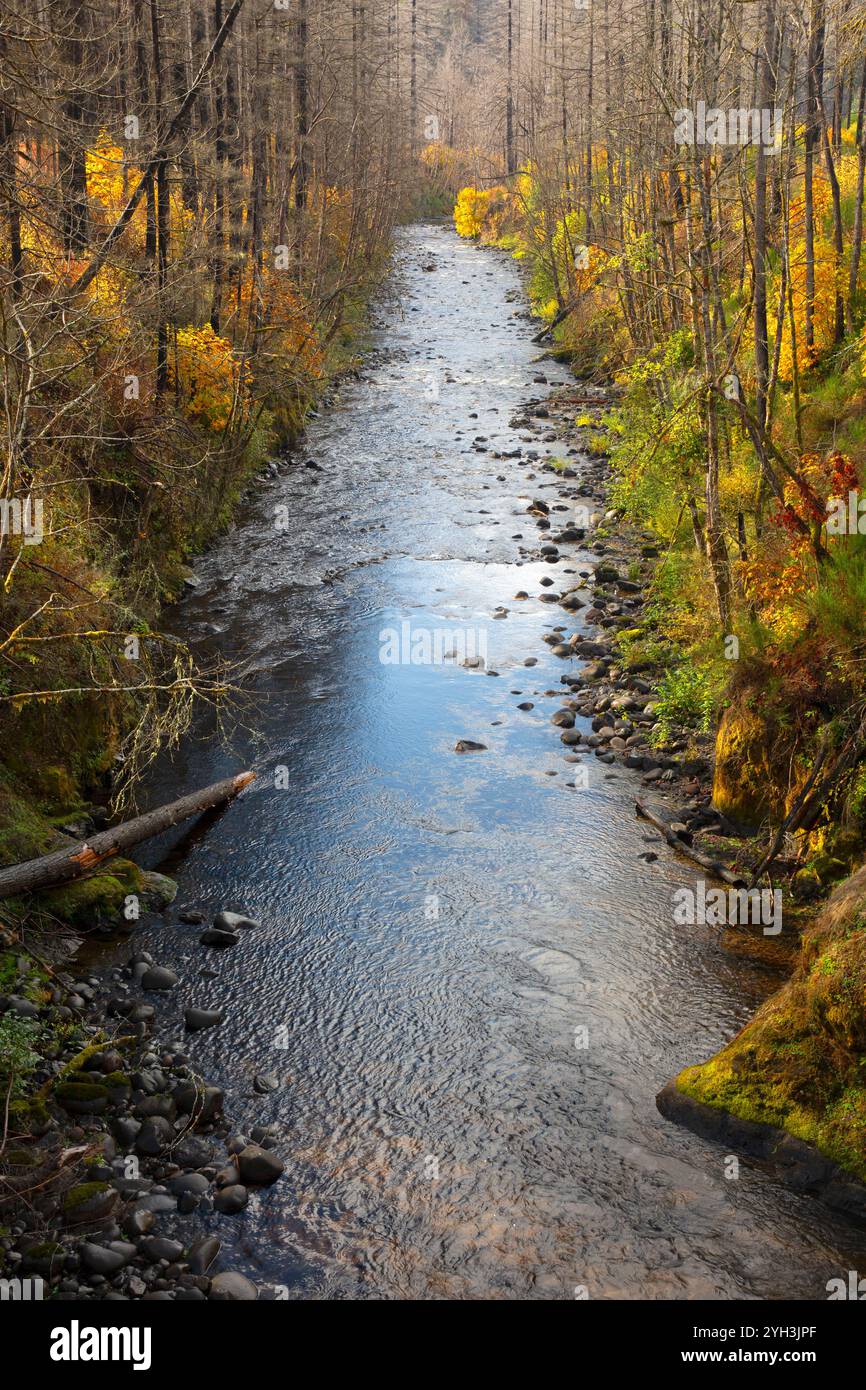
left=635, top=800, right=747, bottom=887
left=0, top=771, right=255, bottom=901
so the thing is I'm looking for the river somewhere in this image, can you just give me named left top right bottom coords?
left=116, top=223, right=866, bottom=1300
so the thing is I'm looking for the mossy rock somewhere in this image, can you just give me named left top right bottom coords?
left=55, top=1080, right=109, bottom=1115
left=809, top=851, right=849, bottom=887
left=140, top=870, right=178, bottom=909
left=38, top=859, right=144, bottom=928
left=8, top=1097, right=50, bottom=1134
left=2, top=1146, right=40, bottom=1170
left=671, top=860, right=866, bottom=1182
left=103, top=1071, right=132, bottom=1103
left=62, top=1182, right=118, bottom=1227
left=712, top=700, right=783, bottom=827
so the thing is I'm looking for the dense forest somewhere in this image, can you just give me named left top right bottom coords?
left=1, top=0, right=866, bottom=1323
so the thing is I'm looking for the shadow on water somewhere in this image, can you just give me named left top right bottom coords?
left=87, top=224, right=866, bottom=1300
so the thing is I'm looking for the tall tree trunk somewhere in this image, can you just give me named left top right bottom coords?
left=59, top=0, right=90, bottom=255
left=294, top=0, right=308, bottom=273
left=753, top=0, right=775, bottom=434
left=848, top=59, right=866, bottom=329
left=150, top=0, right=170, bottom=395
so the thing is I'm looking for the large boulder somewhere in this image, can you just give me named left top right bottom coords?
left=659, top=860, right=866, bottom=1201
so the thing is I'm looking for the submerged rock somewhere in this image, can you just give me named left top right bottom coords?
left=184, top=1006, right=224, bottom=1032
left=209, top=1271, right=258, bottom=1301
left=213, top=910, right=261, bottom=931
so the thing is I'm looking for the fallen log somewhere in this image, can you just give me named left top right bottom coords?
left=0, top=771, right=255, bottom=901
left=635, top=800, right=747, bottom=887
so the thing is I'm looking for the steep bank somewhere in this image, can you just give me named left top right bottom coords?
left=659, top=862, right=866, bottom=1215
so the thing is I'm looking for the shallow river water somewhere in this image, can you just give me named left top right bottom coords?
left=117, top=224, right=866, bottom=1299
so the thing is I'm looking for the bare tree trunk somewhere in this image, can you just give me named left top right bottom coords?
left=847, top=59, right=866, bottom=330
left=0, top=773, right=255, bottom=901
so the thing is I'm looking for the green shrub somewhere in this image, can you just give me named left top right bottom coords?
left=0, top=1015, right=41, bottom=1098
left=651, top=663, right=716, bottom=743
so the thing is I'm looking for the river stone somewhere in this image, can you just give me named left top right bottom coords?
left=173, top=1135, right=216, bottom=1169
left=141, top=966, right=178, bottom=991
left=214, top=1185, right=248, bottom=1214
left=136, top=1193, right=177, bottom=1215
left=560, top=730, right=582, bottom=745
left=140, top=1235, right=184, bottom=1263
left=200, top=928, right=240, bottom=948
left=168, top=1172, right=210, bottom=1197
left=128, top=1003, right=155, bottom=1024
left=184, top=1006, right=224, bottom=1032
left=454, top=740, right=487, bottom=753
left=213, top=910, right=261, bottom=931
left=140, top=871, right=178, bottom=908
left=134, top=1094, right=177, bottom=1122
left=80, top=1241, right=136, bottom=1275
left=253, top=1073, right=280, bottom=1094
left=237, top=1144, right=285, bottom=1186
left=121, top=1205, right=155, bottom=1238
left=209, top=1271, right=258, bottom=1301
left=63, top=1185, right=119, bottom=1227
left=135, top=1117, right=174, bottom=1156
left=250, top=1125, right=279, bottom=1149
left=172, top=1081, right=224, bottom=1121
left=6, top=995, right=39, bottom=1018
left=188, top=1236, right=220, bottom=1276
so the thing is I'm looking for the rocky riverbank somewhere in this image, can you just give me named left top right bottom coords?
left=0, top=907, right=285, bottom=1301
left=500, top=363, right=866, bottom=1217
left=503, top=381, right=727, bottom=845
